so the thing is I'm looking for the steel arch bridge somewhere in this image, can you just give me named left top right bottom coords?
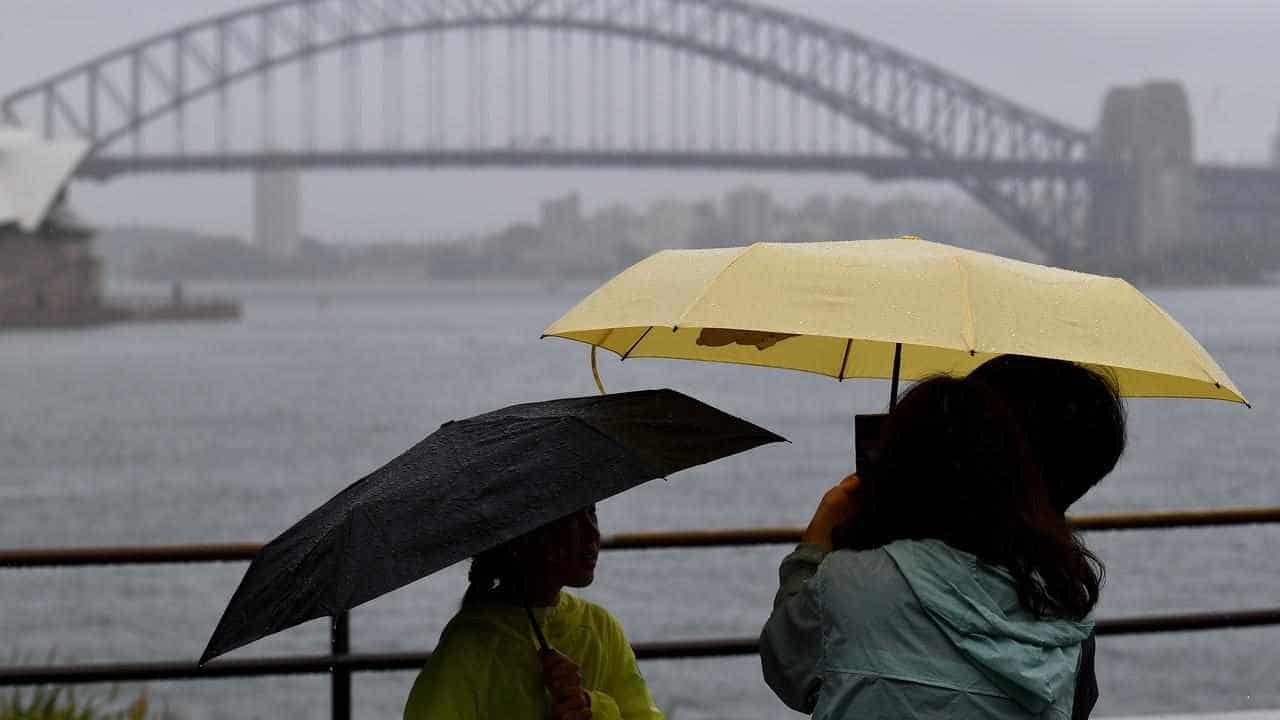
left=1, top=0, right=1107, bottom=261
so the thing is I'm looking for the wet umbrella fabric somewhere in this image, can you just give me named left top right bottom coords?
left=200, top=388, right=784, bottom=664
left=543, top=237, right=1246, bottom=404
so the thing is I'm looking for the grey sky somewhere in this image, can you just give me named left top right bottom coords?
left=3, top=0, right=1277, bottom=241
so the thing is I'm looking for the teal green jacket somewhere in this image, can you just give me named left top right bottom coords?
left=404, top=591, right=665, bottom=720
left=761, top=540, right=1093, bottom=719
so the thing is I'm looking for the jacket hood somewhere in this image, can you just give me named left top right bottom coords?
left=883, top=539, right=1094, bottom=714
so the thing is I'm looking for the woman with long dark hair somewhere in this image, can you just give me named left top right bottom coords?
left=404, top=505, right=665, bottom=720
left=969, top=354, right=1127, bottom=720
left=760, top=376, right=1102, bottom=719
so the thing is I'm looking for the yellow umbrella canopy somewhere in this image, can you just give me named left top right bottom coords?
left=543, top=237, right=1246, bottom=405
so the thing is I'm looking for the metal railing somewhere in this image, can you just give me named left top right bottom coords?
left=3, top=506, right=1280, bottom=719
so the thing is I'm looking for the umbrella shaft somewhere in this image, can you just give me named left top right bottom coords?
left=524, top=603, right=551, bottom=652
left=889, top=343, right=902, bottom=410
left=330, top=613, right=351, bottom=720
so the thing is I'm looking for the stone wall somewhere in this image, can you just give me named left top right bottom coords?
left=0, top=229, right=103, bottom=324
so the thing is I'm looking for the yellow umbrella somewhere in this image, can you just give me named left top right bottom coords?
left=542, top=237, right=1246, bottom=405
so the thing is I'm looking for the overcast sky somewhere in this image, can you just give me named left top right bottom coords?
left=3, top=0, right=1277, bottom=241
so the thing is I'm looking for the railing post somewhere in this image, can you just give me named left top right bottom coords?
left=331, top=612, right=351, bottom=720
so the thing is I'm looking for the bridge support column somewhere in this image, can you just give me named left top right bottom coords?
left=1271, top=113, right=1280, bottom=167
left=1089, top=81, right=1200, bottom=280
left=252, top=169, right=301, bottom=258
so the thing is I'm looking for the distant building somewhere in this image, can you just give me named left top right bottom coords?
left=0, top=128, right=104, bottom=326
left=252, top=169, right=301, bottom=257
left=638, top=198, right=696, bottom=251
left=688, top=201, right=725, bottom=248
left=539, top=193, right=585, bottom=254
left=722, top=186, right=774, bottom=247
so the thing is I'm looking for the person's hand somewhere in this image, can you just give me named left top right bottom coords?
left=549, top=692, right=591, bottom=720
left=800, top=474, right=862, bottom=549
left=541, top=650, right=592, bottom=719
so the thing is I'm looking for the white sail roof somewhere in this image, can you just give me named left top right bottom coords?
left=0, top=127, right=90, bottom=233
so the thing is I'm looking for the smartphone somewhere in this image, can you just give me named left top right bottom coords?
left=854, top=413, right=887, bottom=473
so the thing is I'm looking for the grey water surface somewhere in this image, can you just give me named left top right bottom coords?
left=2, top=283, right=1277, bottom=719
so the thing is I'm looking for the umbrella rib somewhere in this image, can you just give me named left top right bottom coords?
left=620, top=326, right=654, bottom=360
left=837, top=338, right=852, bottom=381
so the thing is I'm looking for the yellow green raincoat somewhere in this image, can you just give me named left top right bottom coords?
left=404, top=591, right=665, bottom=719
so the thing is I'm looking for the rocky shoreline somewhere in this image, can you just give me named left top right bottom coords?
left=0, top=296, right=240, bottom=330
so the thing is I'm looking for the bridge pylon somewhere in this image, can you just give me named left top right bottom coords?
left=252, top=169, right=300, bottom=258
left=1271, top=112, right=1280, bottom=168
left=1088, top=81, right=1200, bottom=279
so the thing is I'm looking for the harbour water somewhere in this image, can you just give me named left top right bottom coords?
left=2, top=281, right=1278, bottom=719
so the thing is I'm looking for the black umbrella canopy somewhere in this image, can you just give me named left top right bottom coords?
left=200, top=388, right=784, bottom=663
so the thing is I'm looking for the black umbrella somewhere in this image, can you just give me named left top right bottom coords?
left=200, top=388, right=784, bottom=663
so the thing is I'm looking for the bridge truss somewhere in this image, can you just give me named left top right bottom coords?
left=2, top=0, right=1100, bottom=260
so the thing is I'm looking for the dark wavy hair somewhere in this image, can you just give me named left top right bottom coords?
left=967, top=355, right=1126, bottom=512
left=835, top=375, right=1103, bottom=620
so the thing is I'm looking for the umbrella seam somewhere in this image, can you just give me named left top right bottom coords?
left=671, top=243, right=761, bottom=329
left=349, top=503, right=398, bottom=608
left=330, top=508, right=358, bottom=613
left=1134, top=290, right=1232, bottom=389
left=562, top=415, right=669, bottom=481
left=952, top=256, right=977, bottom=352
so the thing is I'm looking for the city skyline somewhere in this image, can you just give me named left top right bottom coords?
left=4, top=0, right=1278, bottom=242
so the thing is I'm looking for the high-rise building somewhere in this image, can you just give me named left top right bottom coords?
left=722, top=186, right=773, bottom=247
left=539, top=193, right=584, bottom=252
left=252, top=169, right=301, bottom=257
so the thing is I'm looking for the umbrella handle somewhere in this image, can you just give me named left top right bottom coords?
left=524, top=602, right=551, bottom=653
left=590, top=345, right=606, bottom=395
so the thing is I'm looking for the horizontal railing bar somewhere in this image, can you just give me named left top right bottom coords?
left=609, top=507, right=1280, bottom=547
left=0, top=639, right=756, bottom=686
left=606, top=527, right=799, bottom=549
left=0, top=542, right=262, bottom=567
left=1069, top=506, right=1280, bottom=531
left=2, top=608, right=1278, bottom=687
left=4, top=506, right=1279, bottom=568
left=1094, top=607, right=1280, bottom=635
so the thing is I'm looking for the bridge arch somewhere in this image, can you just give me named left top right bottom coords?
left=1, top=0, right=1095, bottom=258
